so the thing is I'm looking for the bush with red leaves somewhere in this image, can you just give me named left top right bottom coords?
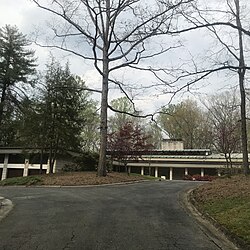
left=183, top=174, right=215, bottom=181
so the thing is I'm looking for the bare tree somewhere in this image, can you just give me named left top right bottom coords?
left=204, top=91, right=241, bottom=168
left=31, top=0, right=193, bottom=176
left=172, top=0, right=250, bottom=175
left=158, top=99, right=212, bottom=149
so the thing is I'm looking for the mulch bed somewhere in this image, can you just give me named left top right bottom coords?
left=41, top=172, right=146, bottom=186
left=193, top=175, right=250, bottom=202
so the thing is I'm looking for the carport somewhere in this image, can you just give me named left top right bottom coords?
left=111, top=150, right=243, bottom=180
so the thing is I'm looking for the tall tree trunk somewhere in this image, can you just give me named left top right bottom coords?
left=51, top=136, right=59, bottom=173
left=0, top=83, right=7, bottom=125
left=235, top=0, right=250, bottom=175
left=97, top=0, right=110, bottom=177
left=97, top=53, right=109, bottom=177
left=49, top=140, right=53, bottom=173
left=39, top=148, right=44, bottom=174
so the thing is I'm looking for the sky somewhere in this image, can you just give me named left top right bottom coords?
left=0, top=0, right=248, bottom=116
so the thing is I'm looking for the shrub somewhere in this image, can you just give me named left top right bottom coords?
left=218, top=168, right=243, bottom=176
left=62, top=163, right=81, bottom=172
left=0, top=176, right=42, bottom=186
left=183, top=174, right=193, bottom=181
left=62, top=152, right=99, bottom=172
left=183, top=174, right=215, bottom=181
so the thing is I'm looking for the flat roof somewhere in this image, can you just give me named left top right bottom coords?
left=107, top=149, right=212, bottom=156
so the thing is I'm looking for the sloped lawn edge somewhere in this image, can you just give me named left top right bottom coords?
left=190, top=176, right=250, bottom=250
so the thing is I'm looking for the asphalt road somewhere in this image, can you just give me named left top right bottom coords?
left=0, top=181, right=236, bottom=250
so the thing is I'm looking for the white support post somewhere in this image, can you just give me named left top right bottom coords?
left=46, top=158, right=50, bottom=174
left=155, top=167, right=158, bottom=178
left=53, top=160, right=56, bottom=173
left=128, top=166, right=131, bottom=175
left=23, top=159, right=29, bottom=177
left=1, top=154, right=9, bottom=180
left=201, top=168, right=204, bottom=177
left=169, top=167, right=173, bottom=181
left=141, top=166, right=144, bottom=176
left=185, top=168, right=188, bottom=176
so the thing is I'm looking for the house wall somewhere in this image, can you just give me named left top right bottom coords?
left=0, top=151, right=50, bottom=180
left=28, top=169, right=47, bottom=175
left=7, top=169, right=24, bottom=178
left=112, top=153, right=243, bottom=180
left=0, top=149, right=78, bottom=180
left=55, top=158, right=74, bottom=172
left=161, top=140, right=184, bottom=150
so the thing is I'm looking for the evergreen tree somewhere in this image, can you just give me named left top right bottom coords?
left=19, top=60, right=97, bottom=173
left=0, top=25, right=36, bottom=145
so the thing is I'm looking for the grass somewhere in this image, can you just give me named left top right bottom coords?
left=203, top=197, right=250, bottom=244
left=193, top=175, right=250, bottom=248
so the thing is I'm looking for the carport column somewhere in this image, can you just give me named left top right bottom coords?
left=1, top=154, right=9, bottom=180
left=128, top=166, right=131, bottom=175
left=169, top=167, right=173, bottom=181
left=201, top=168, right=204, bottom=177
left=155, top=167, right=158, bottom=178
left=185, top=168, right=188, bottom=176
left=141, top=166, right=144, bottom=176
left=46, top=158, right=50, bottom=174
left=53, top=160, right=56, bottom=173
left=23, top=159, right=29, bottom=177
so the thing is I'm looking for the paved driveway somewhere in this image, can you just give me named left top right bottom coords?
left=0, top=181, right=235, bottom=250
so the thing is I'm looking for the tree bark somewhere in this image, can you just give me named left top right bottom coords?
left=97, top=0, right=110, bottom=177
left=39, top=148, right=44, bottom=174
left=235, top=0, right=250, bottom=175
left=97, top=52, right=109, bottom=177
left=0, top=83, right=7, bottom=125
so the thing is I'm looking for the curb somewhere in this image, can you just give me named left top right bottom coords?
left=180, top=188, right=240, bottom=250
left=0, top=196, right=13, bottom=222
left=36, top=179, right=150, bottom=188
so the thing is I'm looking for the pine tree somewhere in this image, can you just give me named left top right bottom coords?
left=0, top=25, right=36, bottom=145
left=19, top=60, right=96, bottom=173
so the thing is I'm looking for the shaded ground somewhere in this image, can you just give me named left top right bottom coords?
left=192, top=175, right=250, bottom=249
left=0, top=172, right=148, bottom=186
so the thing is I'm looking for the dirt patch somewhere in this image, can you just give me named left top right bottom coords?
left=193, top=175, right=250, bottom=202
left=40, top=172, right=146, bottom=186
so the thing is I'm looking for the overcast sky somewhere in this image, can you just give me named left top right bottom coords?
left=0, top=0, right=248, bottom=115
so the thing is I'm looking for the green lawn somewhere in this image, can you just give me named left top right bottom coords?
left=202, top=197, right=250, bottom=245
left=193, top=175, right=250, bottom=248
left=0, top=175, right=43, bottom=186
